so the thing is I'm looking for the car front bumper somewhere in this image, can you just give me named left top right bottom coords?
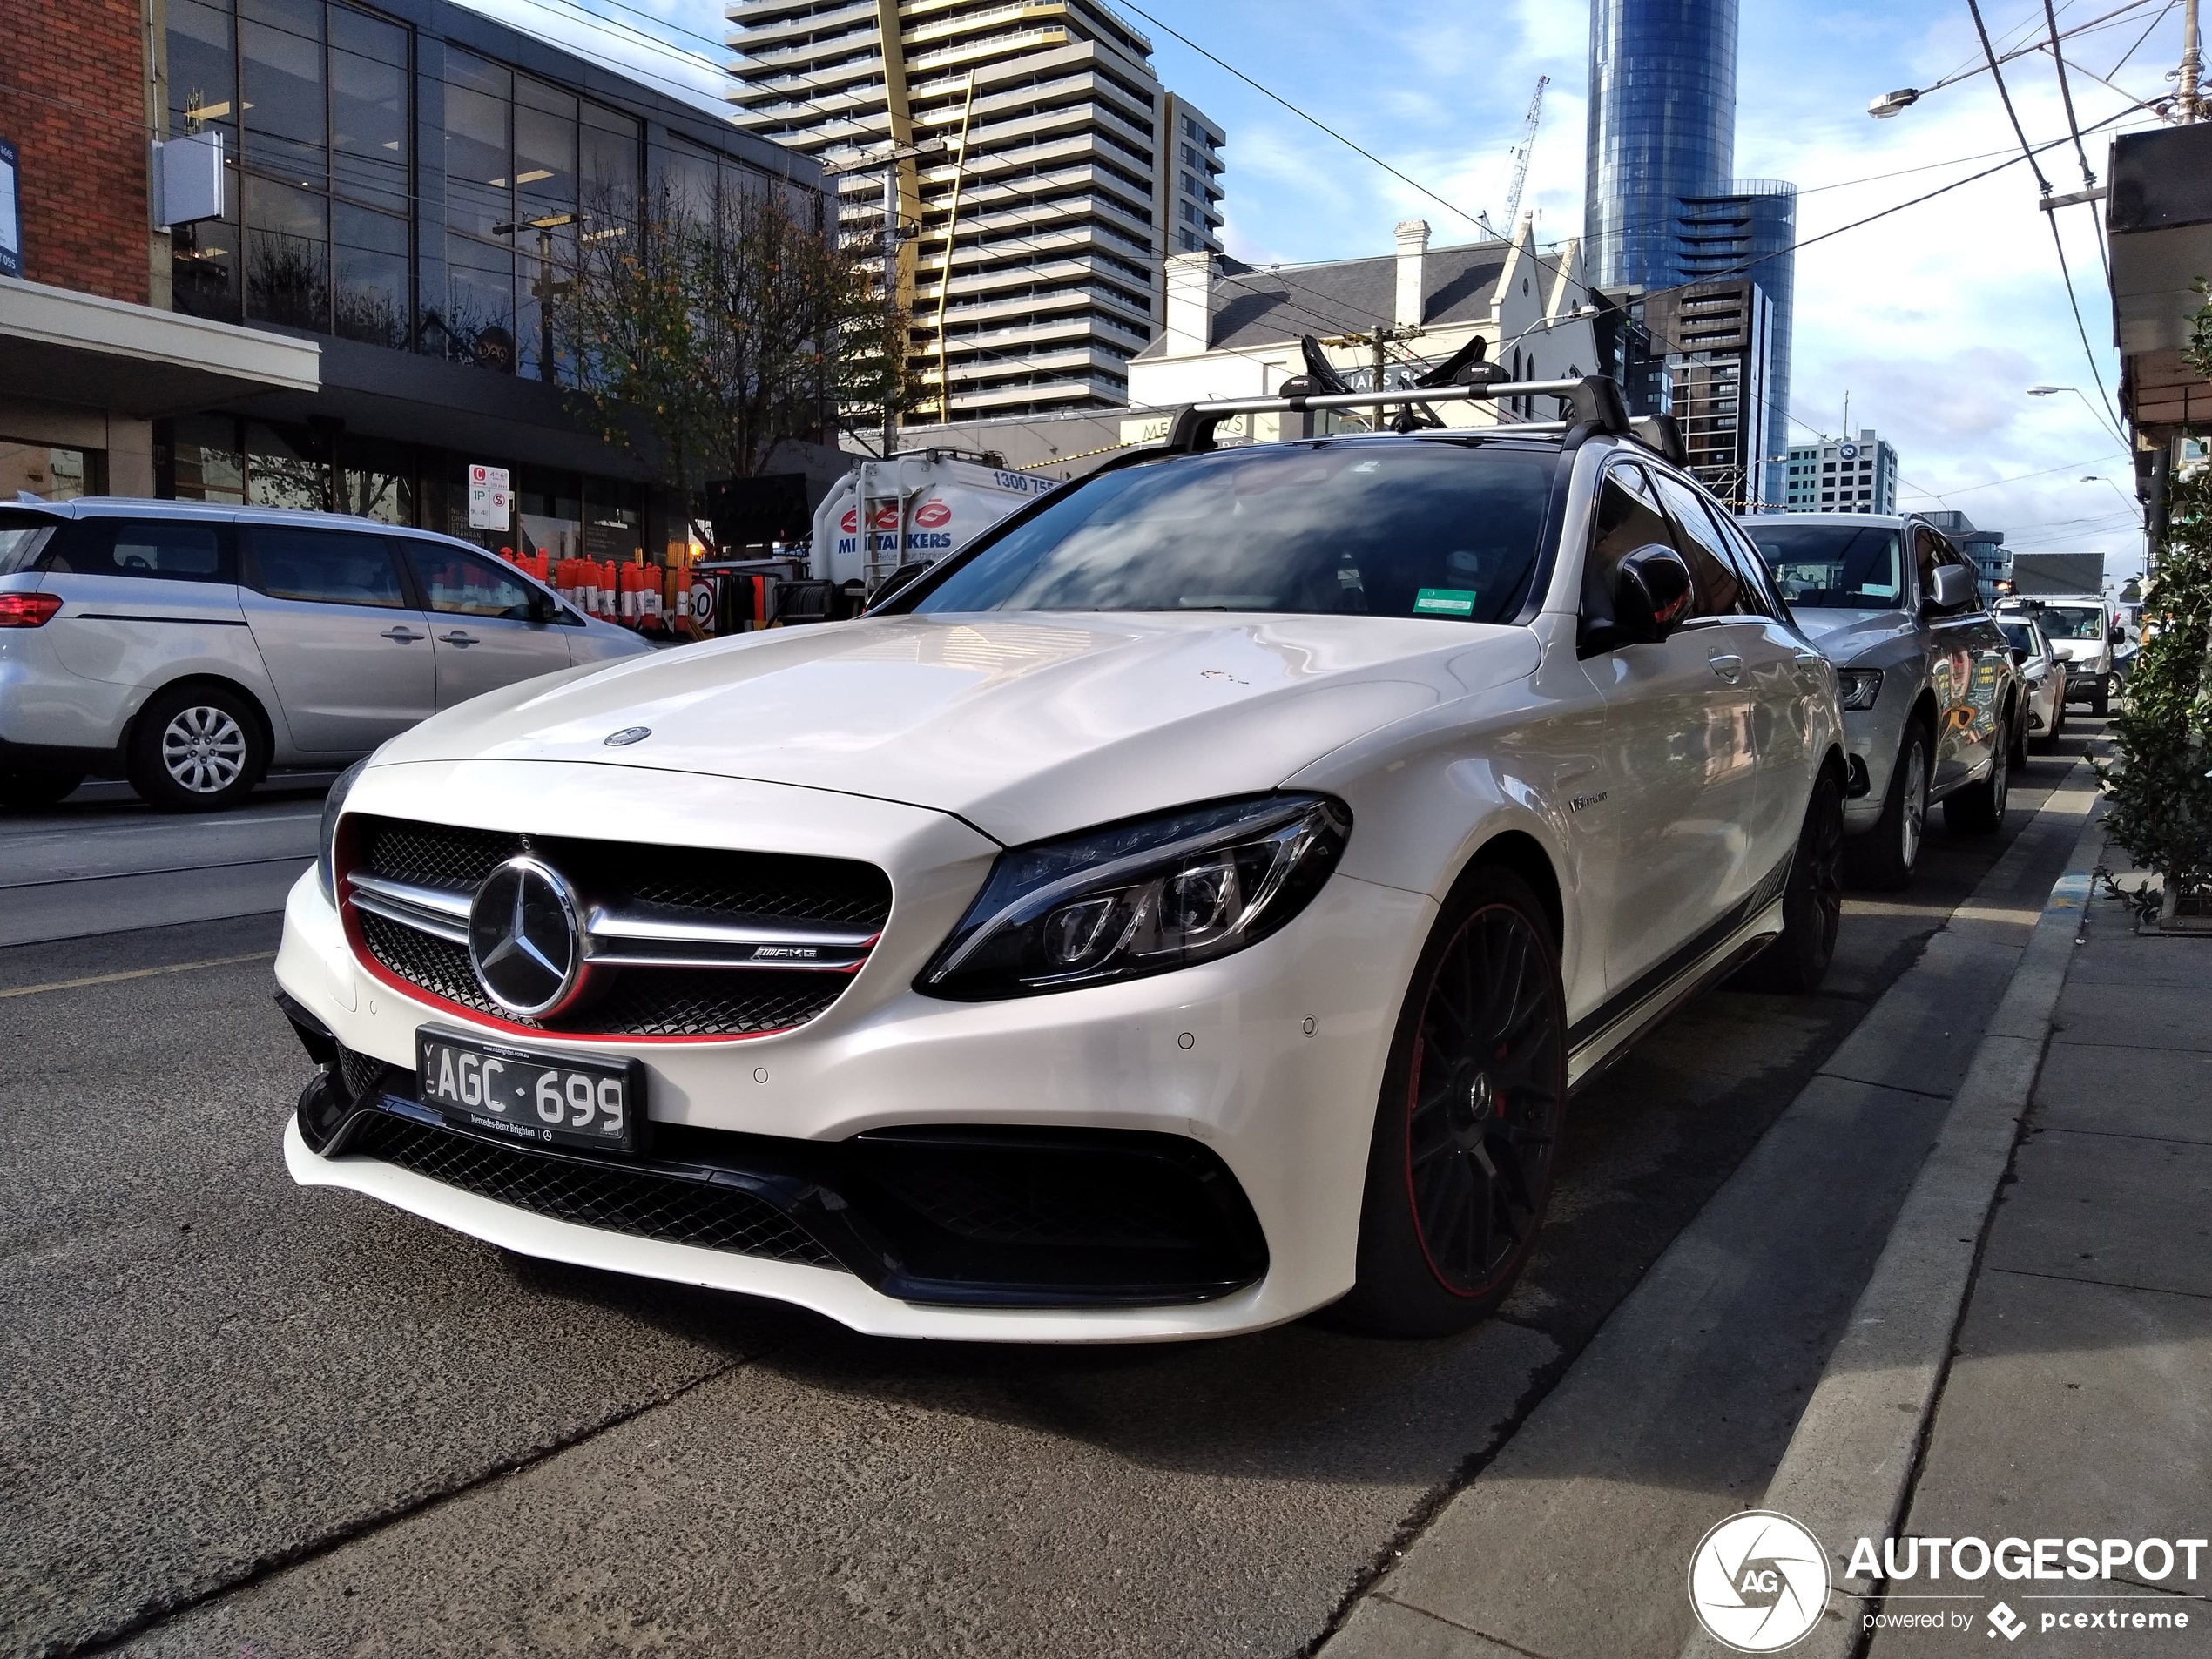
left=274, top=814, right=1433, bottom=1342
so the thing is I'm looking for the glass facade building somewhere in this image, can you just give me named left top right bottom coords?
left=149, top=0, right=826, bottom=566
left=1585, top=0, right=1737, bottom=293
left=1585, top=0, right=1794, bottom=507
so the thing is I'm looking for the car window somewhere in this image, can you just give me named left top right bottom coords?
left=908, top=442, right=1560, bottom=624
left=246, top=527, right=408, bottom=608
left=0, top=510, right=63, bottom=576
left=1746, top=523, right=1903, bottom=608
left=49, top=519, right=233, bottom=583
left=2040, top=604, right=2105, bottom=639
left=1581, top=461, right=1676, bottom=625
left=1649, top=470, right=1746, bottom=617
left=1998, top=621, right=2042, bottom=654
left=403, top=543, right=538, bottom=619
left=1714, top=516, right=1786, bottom=619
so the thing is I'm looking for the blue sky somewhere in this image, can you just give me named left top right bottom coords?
left=469, top=0, right=2188, bottom=577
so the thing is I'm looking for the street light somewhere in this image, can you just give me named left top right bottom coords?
left=1868, top=87, right=1922, bottom=118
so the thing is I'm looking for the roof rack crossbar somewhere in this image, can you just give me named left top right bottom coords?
left=1162, top=375, right=1632, bottom=455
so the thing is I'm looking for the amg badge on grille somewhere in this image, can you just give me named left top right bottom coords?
left=468, top=856, right=585, bottom=1016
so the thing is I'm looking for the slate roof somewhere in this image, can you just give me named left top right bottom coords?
left=1139, top=239, right=1513, bottom=358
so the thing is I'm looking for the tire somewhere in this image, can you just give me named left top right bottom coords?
left=0, top=765, right=86, bottom=811
left=1843, top=724, right=1929, bottom=891
left=1742, top=769, right=1844, bottom=994
left=2008, top=698, right=2029, bottom=771
left=1331, top=867, right=1568, bottom=1339
left=2090, top=674, right=2110, bottom=718
left=1944, top=711, right=2012, bottom=835
left=126, top=683, right=267, bottom=813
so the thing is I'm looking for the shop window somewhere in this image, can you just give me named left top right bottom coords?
left=340, top=435, right=415, bottom=524
left=245, top=421, right=330, bottom=511
left=0, top=441, right=105, bottom=502
left=165, top=415, right=248, bottom=502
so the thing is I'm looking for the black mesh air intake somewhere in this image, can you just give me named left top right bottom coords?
left=347, top=1114, right=840, bottom=1269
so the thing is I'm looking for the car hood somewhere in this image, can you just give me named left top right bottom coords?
left=371, top=612, right=1535, bottom=845
left=1787, top=606, right=1915, bottom=663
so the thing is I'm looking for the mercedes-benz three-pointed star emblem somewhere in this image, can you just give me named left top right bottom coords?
left=468, top=855, right=583, bottom=1016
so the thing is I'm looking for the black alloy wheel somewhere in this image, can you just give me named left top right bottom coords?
left=1332, top=867, right=1567, bottom=1337
left=1742, top=768, right=1844, bottom=994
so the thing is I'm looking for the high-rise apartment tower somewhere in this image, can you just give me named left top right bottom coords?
left=725, top=0, right=1224, bottom=425
left=1586, top=0, right=1795, bottom=506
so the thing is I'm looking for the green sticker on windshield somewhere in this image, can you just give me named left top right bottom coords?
left=1414, top=587, right=1477, bottom=617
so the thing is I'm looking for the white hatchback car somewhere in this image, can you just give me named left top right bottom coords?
left=276, top=383, right=1845, bottom=1342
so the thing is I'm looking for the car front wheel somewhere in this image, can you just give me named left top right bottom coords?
left=1332, top=867, right=1568, bottom=1338
left=1844, top=724, right=1928, bottom=890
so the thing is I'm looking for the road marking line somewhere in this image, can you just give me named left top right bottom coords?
left=0, top=950, right=275, bottom=999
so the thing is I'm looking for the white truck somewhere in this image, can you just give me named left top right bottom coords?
left=810, top=453, right=1059, bottom=604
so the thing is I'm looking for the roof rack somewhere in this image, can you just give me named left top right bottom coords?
left=1159, top=374, right=1634, bottom=455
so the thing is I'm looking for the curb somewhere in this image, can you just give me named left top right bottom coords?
left=1679, top=792, right=2110, bottom=1659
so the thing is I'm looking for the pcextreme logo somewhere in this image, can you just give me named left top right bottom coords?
left=1689, top=1511, right=1831, bottom=1652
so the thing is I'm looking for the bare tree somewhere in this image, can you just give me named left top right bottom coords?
left=556, top=179, right=913, bottom=548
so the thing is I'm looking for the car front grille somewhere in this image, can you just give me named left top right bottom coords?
left=346, top=1112, right=841, bottom=1269
left=343, top=815, right=892, bottom=1040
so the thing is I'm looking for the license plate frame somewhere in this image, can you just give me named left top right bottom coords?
left=415, top=1025, right=643, bottom=1155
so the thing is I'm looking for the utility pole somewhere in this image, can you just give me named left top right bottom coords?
left=2181, top=0, right=2203, bottom=122
left=819, top=137, right=944, bottom=456
left=1323, top=326, right=1424, bottom=428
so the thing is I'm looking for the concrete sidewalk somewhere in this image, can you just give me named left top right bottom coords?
left=1865, top=856, right=2212, bottom=1656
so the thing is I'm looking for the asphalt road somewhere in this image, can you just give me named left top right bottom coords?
left=0, top=732, right=2100, bottom=1659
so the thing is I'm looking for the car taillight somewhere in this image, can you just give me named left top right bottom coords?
left=0, top=592, right=62, bottom=628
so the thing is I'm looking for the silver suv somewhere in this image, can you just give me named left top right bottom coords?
left=1740, top=513, right=2022, bottom=889
left=0, top=499, right=651, bottom=812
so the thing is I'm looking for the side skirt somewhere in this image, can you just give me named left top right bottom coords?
left=1564, top=853, right=1794, bottom=1093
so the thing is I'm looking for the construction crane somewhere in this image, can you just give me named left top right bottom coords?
left=1501, top=75, right=1548, bottom=227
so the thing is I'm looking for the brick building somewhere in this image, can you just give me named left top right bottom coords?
left=0, top=0, right=832, bottom=562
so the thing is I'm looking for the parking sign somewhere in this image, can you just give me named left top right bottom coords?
left=468, top=463, right=511, bottom=530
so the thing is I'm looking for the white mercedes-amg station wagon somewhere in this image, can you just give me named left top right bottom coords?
left=275, top=379, right=1845, bottom=1342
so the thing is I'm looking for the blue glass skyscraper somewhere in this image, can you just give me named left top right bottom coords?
left=1586, top=0, right=1796, bottom=505
left=1586, top=0, right=1737, bottom=293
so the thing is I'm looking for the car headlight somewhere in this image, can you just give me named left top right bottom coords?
left=1835, top=668, right=1882, bottom=711
left=317, top=757, right=372, bottom=905
left=917, top=793, right=1352, bottom=1001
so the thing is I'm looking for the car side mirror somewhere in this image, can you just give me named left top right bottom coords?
left=1614, top=543, right=1696, bottom=645
left=1926, top=564, right=1977, bottom=611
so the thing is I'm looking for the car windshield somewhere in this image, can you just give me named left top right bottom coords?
left=2040, top=604, right=2104, bottom=639
left=909, top=442, right=1559, bottom=624
left=1743, top=523, right=1904, bottom=608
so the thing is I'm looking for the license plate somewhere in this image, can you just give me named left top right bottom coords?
left=415, top=1026, right=641, bottom=1153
